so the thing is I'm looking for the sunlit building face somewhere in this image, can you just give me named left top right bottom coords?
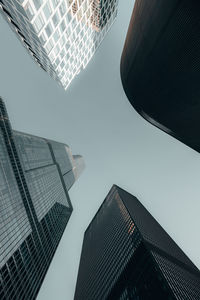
left=0, top=0, right=118, bottom=90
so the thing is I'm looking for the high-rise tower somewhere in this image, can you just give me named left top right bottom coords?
left=74, top=185, right=200, bottom=300
left=120, top=0, right=200, bottom=152
left=0, top=97, right=84, bottom=300
left=0, top=0, right=118, bottom=90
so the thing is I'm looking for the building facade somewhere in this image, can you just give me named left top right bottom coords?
left=0, top=97, right=84, bottom=300
left=120, top=0, right=200, bottom=152
left=0, top=0, right=118, bottom=90
left=74, top=185, right=200, bottom=300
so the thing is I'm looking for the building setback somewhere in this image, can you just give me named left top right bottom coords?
left=0, top=97, right=84, bottom=300
left=74, top=185, right=200, bottom=300
left=120, top=0, right=200, bottom=152
left=0, top=0, right=118, bottom=90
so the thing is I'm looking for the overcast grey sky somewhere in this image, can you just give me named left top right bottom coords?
left=0, top=1, right=200, bottom=299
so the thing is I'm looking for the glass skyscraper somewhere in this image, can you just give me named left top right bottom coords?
left=0, top=0, right=118, bottom=90
left=74, top=185, right=200, bottom=300
left=0, top=97, right=84, bottom=300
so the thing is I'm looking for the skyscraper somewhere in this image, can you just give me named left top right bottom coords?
left=0, top=97, right=84, bottom=300
left=74, top=185, right=200, bottom=299
left=0, top=0, right=118, bottom=90
left=120, top=0, right=200, bottom=152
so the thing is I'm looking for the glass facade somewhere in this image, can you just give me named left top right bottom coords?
left=74, top=185, right=200, bottom=300
left=14, top=131, right=53, bottom=170
left=47, top=139, right=78, bottom=190
left=48, top=140, right=74, bottom=175
left=0, top=0, right=119, bottom=90
left=63, top=170, right=75, bottom=190
left=0, top=97, right=84, bottom=300
left=26, top=165, right=71, bottom=221
left=0, top=129, right=31, bottom=269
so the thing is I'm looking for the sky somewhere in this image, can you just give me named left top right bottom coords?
left=0, top=1, right=200, bottom=299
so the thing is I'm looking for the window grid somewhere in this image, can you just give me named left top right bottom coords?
left=0, top=0, right=119, bottom=89
left=0, top=98, right=80, bottom=299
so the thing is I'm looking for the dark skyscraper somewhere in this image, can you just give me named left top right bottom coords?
left=120, top=0, right=200, bottom=152
left=0, top=97, right=84, bottom=300
left=74, top=185, right=200, bottom=300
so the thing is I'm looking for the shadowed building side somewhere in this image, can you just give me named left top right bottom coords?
left=120, top=0, right=200, bottom=152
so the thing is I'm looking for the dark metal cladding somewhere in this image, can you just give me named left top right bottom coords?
left=74, top=185, right=200, bottom=300
left=120, top=0, right=200, bottom=152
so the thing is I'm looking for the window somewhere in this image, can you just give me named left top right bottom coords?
left=60, top=35, right=65, bottom=47
left=53, top=29, right=60, bottom=43
left=82, top=2, right=87, bottom=13
left=60, top=20, right=66, bottom=32
left=43, top=1, right=52, bottom=21
left=45, top=39, right=54, bottom=53
left=54, top=44, right=60, bottom=55
left=33, top=14, right=44, bottom=33
left=71, top=32, right=76, bottom=42
left=60, top=49, right=65, bottom=58
left=52, top=12, right=59, bottom=27
left=45, top=22, right=53, bottom=37
left=39, top=32, right=46, bottom=45
left=65, top=43, right=70, bottom=51
left=24, top=3, right=34, bottom=20
left=65, top=26, right=71, bottom=37
left=51, top=0, right=60, bottom=8
left=60, top=60, right=64, bottom=69
left=55, top=57, right=60, bottom=65
left=76, top=24, right=81, bottom=34
left=66, top=12, right=72, bottom=23
left=59, top=2, right=66, bottom=17
left=32, top=0, right=42, bottom=10
left=65, top=53, right=70, bottom=61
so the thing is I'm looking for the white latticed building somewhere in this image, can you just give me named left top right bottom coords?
left=0, top=0, right=118, bottom=89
